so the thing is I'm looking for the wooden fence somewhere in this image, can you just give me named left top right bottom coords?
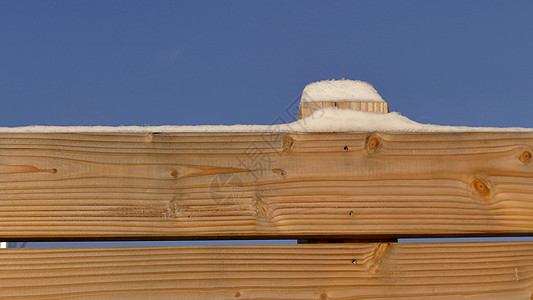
left=1, top=103, right=533, bottom=298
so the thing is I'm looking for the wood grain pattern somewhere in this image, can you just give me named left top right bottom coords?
left=297, top=101, right=389, bottom=119
left=1, top=242, right=533, bottom=299
left=1, top=132, right=533, bottom=239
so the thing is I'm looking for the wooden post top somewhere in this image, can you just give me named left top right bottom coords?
left=297, top=80, right=389, bottom=120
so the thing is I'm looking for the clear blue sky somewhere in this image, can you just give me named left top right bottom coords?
left=1, top=0, right=532, bottom=128
left=2, top=1, right=532, bottom=247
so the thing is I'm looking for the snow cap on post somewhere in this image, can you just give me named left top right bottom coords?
left=297, top=79, right=389, bottom=119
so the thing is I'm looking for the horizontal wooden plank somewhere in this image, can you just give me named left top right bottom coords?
left=1, top=132, right=533, bottom=239
left=1, top=242, right=533, bottom=299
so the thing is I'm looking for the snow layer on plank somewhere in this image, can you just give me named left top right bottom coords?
left=301, top=79, right=384, bottom=103
left=1, top=108, right=532, bottom=133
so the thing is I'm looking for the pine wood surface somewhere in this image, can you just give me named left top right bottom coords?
left=1, top=132, right=533, bottom=240
left=1, top=242, right=533, bottom=299
left=297, top=101, right=389, bottom=119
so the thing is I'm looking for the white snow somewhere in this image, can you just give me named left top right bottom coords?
left=301, top=79, right=385, bottom=103
left=294, top=108, right=533, bottom=132
left=0, top=108, right=531, bottom=133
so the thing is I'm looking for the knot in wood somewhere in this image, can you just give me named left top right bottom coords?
left=168, top=200, right=180, bottom=218
left=282, top=135, right=294, bottom=152
left=272, top=169, right=287, bottom=178
left=366, top=135, right=382, bottom=152
left=519, top=150, right=532, bottom=164
left=473, top=178, right=491, bottom=198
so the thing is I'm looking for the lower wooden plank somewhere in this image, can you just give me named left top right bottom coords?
left=1, top=242, right=533, bottom=299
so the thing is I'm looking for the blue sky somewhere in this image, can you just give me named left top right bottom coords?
left=1, top=0, right=532, bottom=128
left=2, top=1, right=532, bottom=247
